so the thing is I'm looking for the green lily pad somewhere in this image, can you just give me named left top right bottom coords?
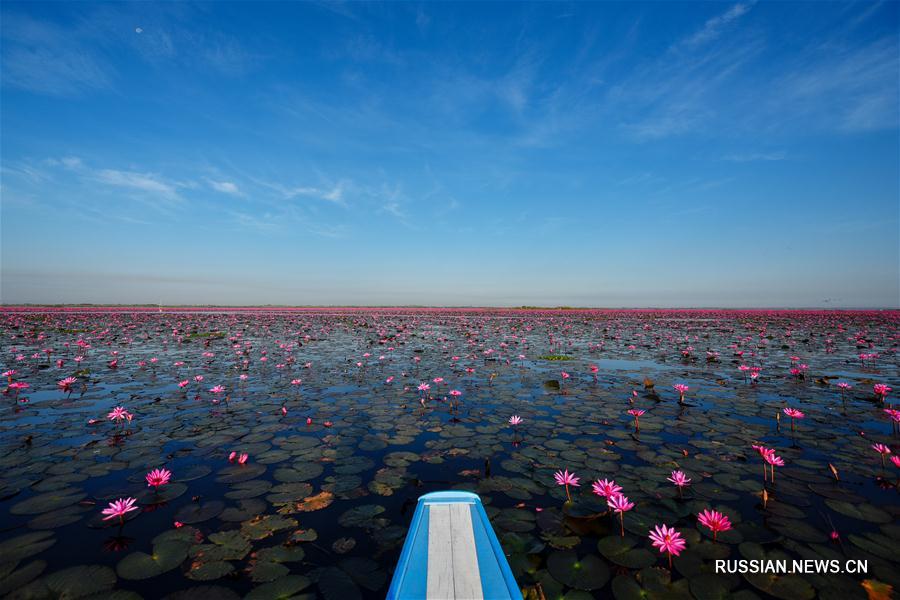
left=0, top=560, right=46, bottom=596
left=245, top=575, right=312, bottom=600
left=10, top=489, right=86, bottom=515
left=248, top=561, right=288, bottom=583
left=117, top=542, right=188, bottom=579
left=339, top=557, right=387, bottom=591
left=597, top=535, right=656, bottom=569
left=0, top=531, right=55, bottom=562
left=318, top=566, right=361, bottom=600
left=824, top=500, right=891, bottom=523
left=338, top=505, right=386, bottom=528
left=547, top=551, right=610, bottom=591
left=240, top=515, right=298, bottom=540
left=185, top=560, right=234, bottom=581
left=161, top=585, right=240, bottom=600
left=174, top=501, right=225, bottom=524
left=43, top=564, right=117, bottom=597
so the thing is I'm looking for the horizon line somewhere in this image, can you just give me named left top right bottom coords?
left=1, top=304, right=898, bottom=312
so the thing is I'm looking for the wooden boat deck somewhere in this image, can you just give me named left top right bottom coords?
left=387, top=491, right=521, bottom=600
left=427, top=503, right=483, bottom=599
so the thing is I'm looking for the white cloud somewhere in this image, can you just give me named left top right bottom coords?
left=722, top=151, right=787, bottom=162
left=209, top=180, right=241, bottom=195
left=684, top=2, right=755, bottom=47
left=284, top=182, right=347, bottom=206
left=93, top=168, right=179, bottom=197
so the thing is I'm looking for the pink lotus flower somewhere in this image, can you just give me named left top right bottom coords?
left=627, top=408, right=645, bottom=431
left=607, top=493, right=634, bottom=537
left=554, top=469, right=579, bottom=502
left=592, top=478, right=622, bottom=498
left=673, top=383, right=689, bottom=403
left=209, top=385, right=225, bottom=394
left=228, top=451, right=249, bottom=464
left=872, top=443, right=892, bottom=468
left=874, top=384, right=891, bottom=401
left=783, top=407, right=804, bottom=431
left=178, top=380, right=189, bottom=388
left=509, top=415, right=523, bottom=426
left=755, top=446, right=785, bottom=482
left=667, top=470, right=691, bottom=498
left=107, top=406, right=128, bottom=424
left=102, top=497, right=139, bottom=524
left=57, top=376, right=77, bottom=390
left=145, top=468, right=172, bottom=489
left=648, top=523, right=687, bottom=568
left=697, top=509, right=732, bottom=542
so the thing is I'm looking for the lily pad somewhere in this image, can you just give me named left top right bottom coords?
left=245, top=575, right=312, bottom=600
left=547, top=551, right=610, bottom=590
left=117, top=542, right=188, bottom=579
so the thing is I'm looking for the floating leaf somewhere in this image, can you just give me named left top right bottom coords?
left=245, top=575, right=312, bottom=600
left=295, top=491, right=334, bottom=512
left=318, top=566, right=362, bottom=600
left=174, top=501, right=225, bottom=524
left=117, top=542, right=188, bottom=580
left=547, top=551, right=610, bottom=591
left=597, top=536, right=656, bottom=569
left=185, top=560, right=234, bottom=581
left=10, top=489, right=86, bottom=515
left=43, top=564, right=117, bottom=597
left=824, top=500, right=891, bottom=524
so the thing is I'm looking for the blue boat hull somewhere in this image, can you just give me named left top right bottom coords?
left=387, top=491, right=522, bottom=600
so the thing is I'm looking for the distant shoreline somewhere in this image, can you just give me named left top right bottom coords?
left=1, top=305, right=897, bottom=314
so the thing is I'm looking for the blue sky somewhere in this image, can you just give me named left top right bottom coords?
left=1, top=1, right=898, bottom=307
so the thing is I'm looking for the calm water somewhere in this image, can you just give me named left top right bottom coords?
left=0, top=309, right=898, bottom=599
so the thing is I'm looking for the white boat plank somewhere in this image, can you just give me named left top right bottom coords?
left=427, top=504, right=455, bottom=598
left=449, top=503, right=484, bottom=600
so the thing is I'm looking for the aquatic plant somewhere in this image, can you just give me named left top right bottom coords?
left=145, top=468, right=172, bottom=490
left=554, top=469, right=580, bottom=502
left=627, top=408, right=644, bottom=432
left=592, top=478, right=622, bottom=498
left=667, top=470, right=691, bottom=499
left=697, top=508, right=732, bottom=542
left=648, top=524, right=686, bottom=569
left=102, top=497, right=139, bottom=525
left=607, top=493, right=634, bottom=537
left=783, top=407, right=805, bottom=431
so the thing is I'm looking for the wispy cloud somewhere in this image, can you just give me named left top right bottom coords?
left=208, top=180, right=241, bottom=195
left=1, top=14, right=112, bottom=95
left=277, top=181, right=347, bottom=207
left=773, top=37, right=899, bottom=133
left=722, top=151, right=787, bottom=162
left=684, top=2, right=755, bottom=47
left=93, top=168, right=180, bottom=198
left=1, top=4, right=256, bottom=97
left=228, top=210, right=281, bottom=232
